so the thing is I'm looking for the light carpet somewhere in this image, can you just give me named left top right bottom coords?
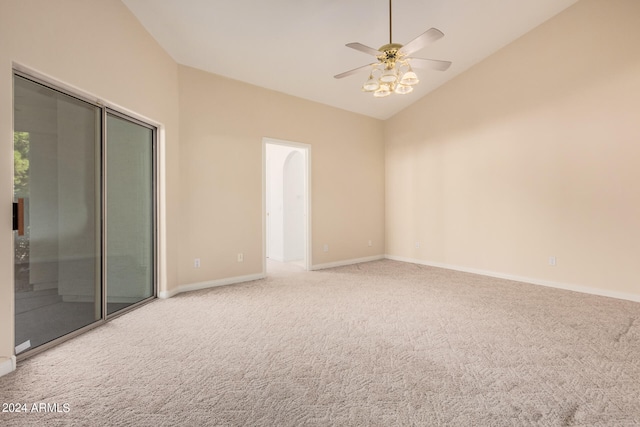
left=1, top=259, right=639, bottom=426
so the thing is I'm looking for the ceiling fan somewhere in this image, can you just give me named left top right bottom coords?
left=334, top=0, right=451, bottom=97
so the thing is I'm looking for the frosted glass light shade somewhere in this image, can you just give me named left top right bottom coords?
left=380, top=68, right=397, bottom=83
left=399, top=71, right=419, bottom=86
left=362, top=77, right=380, bottom=92
left=395, top=84, right=413, bottom=94
left=373, top=84, right=392, bottom=97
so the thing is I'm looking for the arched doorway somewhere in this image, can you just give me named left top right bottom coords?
left=263, top=139, right=310, bottom=273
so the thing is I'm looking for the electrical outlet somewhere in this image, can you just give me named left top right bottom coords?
left=194, top=258, right=200, bottom=268
left=549, top=256, right=556, bottom=266
left=415, top=242, right=420, bottom=249
left=237, top=253, right=244, bottom=262
left=368, top=240, right=372, bottom=247
left=323, top=244, right=329, bottom=252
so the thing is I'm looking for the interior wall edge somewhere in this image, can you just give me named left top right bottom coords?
left=385, top=255, right=640, bottom=304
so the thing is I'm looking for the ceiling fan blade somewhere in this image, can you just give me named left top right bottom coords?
left=346, top=42, right=382, bottom=57
left=407, top=57, right=452, bottom=71
left=400, top=28, right=444, bottom=56
left=334, top=63, right=376, bottom=79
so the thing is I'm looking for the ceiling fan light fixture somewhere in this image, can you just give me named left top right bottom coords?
left=399, top=70, right=419, bottom=86
left=335, top=0, right=451, bottom=99
left=395, top=84, right=414, bottom=95
left=362, top=73, right=380, bottom=92
left=373, top=84, right=392, bottom=97
left=380, top=68, right=398, bottom=83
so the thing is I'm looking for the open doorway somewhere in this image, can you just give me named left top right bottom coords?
left=263, top=138, right=311, bottom=273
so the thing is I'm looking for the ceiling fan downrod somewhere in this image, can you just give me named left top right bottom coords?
left=389, top=0, right=393, bottom=44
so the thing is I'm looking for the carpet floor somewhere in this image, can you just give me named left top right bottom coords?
left=1, top=259, right=639, bottom=426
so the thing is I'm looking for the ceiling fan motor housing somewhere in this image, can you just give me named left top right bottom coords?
left=377, top=43, right=404, bottom=68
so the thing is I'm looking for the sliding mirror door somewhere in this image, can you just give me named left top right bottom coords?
left=13, top=74, right=102, bottom=353
left=105, top=112, right=155, bottom=315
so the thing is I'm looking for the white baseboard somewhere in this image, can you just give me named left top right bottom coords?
left=158, top=273, right=266, bottom=299
left=311, top=255, right=385, bottom=271
left=0, top=356, right=16, bottom=378
left=385, top=255, right=640, bottom=303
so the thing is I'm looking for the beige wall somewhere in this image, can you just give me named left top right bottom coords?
left=4, top=0, right=635, bottom=371
left=0, top=0, right=180, bottom=362
left=178, top=66, right=385, bottom=286
left=385, top=0, right=640, bottom=298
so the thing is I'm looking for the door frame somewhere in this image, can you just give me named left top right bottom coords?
left=262, top=137, right=312, bottom=272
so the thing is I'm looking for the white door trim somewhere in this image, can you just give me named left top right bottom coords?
left=262, top=137, right=312, bottom=273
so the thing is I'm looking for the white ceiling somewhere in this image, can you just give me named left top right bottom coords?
left=121, top=0, right=578, bottom=120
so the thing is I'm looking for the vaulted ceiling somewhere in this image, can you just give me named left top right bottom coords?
left=122, top=0, right=578, bottom=120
